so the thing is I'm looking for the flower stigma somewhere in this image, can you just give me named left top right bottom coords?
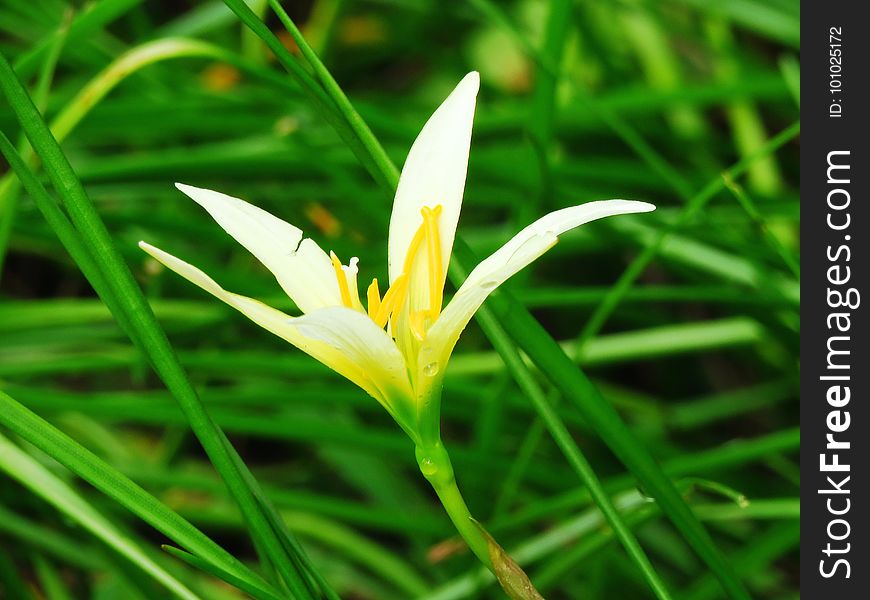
left=329, top=251, right=354, bottom=308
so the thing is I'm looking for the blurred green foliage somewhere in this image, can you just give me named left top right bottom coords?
left=0, top=0, right=798, bottom=598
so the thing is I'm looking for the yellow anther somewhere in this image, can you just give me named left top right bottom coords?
left=374, top=273, right=409, bottom=328
left=367, top=278, right=381, bottom=319
left=330, top=251, right=354, bottom=308
left=421, top=205, right=443, bottom=318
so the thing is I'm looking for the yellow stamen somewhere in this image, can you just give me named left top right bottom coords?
left=330, top=251, right=353, bottom=308
left=367, top=278, right=381, bottom=319
left=401, top=222, right=427, bottom=276
left=374, top=273, right=409, bottom=328
left=365, top=204, right=444, bottom=335
left=421, top=205, right=443, bottom=318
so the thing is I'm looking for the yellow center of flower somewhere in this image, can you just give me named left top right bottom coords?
left=330, top=205, right=443, bottom=339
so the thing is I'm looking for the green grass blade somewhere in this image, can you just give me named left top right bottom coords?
left=453, top=236, right=750, bottom=600
left=467, top=0, right=557, bottom=75
left=218, top=431, right=336, bottom=600
left=0, top=431, right=200, bottom=600
left=0, top=550, right=35, bottom=600
left=0, top=51, right=314, bottom=598
left=220, top=0, right=393, bottom=192
left=162, top=546, right=284, bottom=600
left=0, top=390, right=283, bottom=599
left=683, top=522, right=799, bottom=600
left=263, top=0, right=400, bottom=191
left=575, top=120, right=800, bottom=347
left=0, top=504, right=106, bottom=571
left=0, top=6, right=69, bottom=276
left=277, top=512, right=430, bottom=598
left=721, top=174, right=800, bottom=278
left=12, top=0, right=143, bottom=78
left=467, top=300, right=675, bottom=600
left=0, top=132, right=140, bottom=341
left=672, top=0, right=799, bottom=47
left=32, top=556, right=75, bottom=600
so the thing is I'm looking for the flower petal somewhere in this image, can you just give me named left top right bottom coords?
left=388, top=72, right=480, bottom=290
left=175, top=183, right=340, bottom=313
left=293, top=307, right=417, bottom=429
left=139, top=242, right=413, bottom=417
left=419, top=200, right=656, bottom=371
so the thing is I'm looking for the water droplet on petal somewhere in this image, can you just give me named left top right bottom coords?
left=479, top=279, right=498, bottom=290
left=423, top=362, right=439, bottom=376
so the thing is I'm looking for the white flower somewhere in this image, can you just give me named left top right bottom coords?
left=139, top=72, right=654, bottom=440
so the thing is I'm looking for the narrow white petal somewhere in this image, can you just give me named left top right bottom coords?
left=175, top=183, right=340, bottom=313
left=139, top=242, right=412, bottom=413
left=388, top=72, right=480, bottom=289
left=420, top=200, right=656, bottom=371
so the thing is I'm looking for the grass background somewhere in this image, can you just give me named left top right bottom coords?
left=0, top=0, right=799, bottom=598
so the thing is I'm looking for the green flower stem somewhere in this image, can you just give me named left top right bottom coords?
left=414, top=387, right=499, bottom=574
left=414, top=440, right=492, bottom=570
left=416, top=439, right=544, bottom=598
